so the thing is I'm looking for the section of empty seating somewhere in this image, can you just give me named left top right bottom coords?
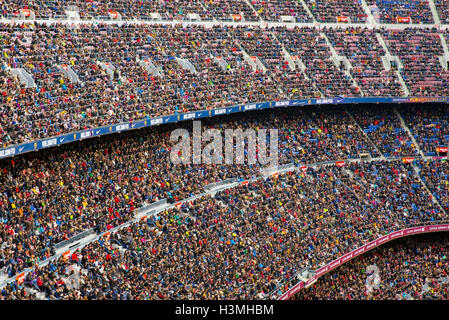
left=274, top=27, right=361, bottom=97
left=326, top=27, right=404, bottom=97
left=383, top=28, right=449, bottom=96
left=349, top=105, right=418, bottom=157
left=303, top=0, right=368, bottom=23
left=435, top=0, right=449, bottom=23
left=249, top=0, right=312, bottom=22
left=366, top=0, right=434, bottom=24
left=399, top=105, right=449, bottom=156
left=294, top=234, right=449, bottom=300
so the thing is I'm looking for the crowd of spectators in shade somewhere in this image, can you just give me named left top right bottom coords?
left=399, top=105, right=449, bottom=156
left=417, top=159, right=449, bottom=213
left=0, top=103, right=448, bottom=287
left=351, top=105, right=419, bottom=157
left=0, top=23, right=321, bottom=148
left=0, top=155, right=447, bottom=299
left=294, top=234, right=449, bottom=300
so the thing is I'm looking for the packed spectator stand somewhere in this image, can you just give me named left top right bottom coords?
left=294, top=233, right=449, bottom=299
left=366, top=0, right=434, bottom=24
left=0, top=1, right=449, bottom=301
left=382, top=28, right=449, bottom=97
left=1, top=21, right=449, bottom=148
left=250, top=0, right=312, bottom=22
left=1, top=0, right=449, bottom=23
left=305, top=0, right=368, bottom=23
left=435, top=0, right=449, bottom=23
left=325, top=27, right=404, bottom=97
left=0, top=103, right=448, bottom=300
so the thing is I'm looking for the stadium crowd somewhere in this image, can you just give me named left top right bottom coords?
left=0, top=103, right=447, bottom=283
left=2, top=0, right=449, bottom=25
left=0, top=104, right=390, bottom=280
left=383, top=28, right=449, bottom=97
left=2, top=23, right=449, bottom=148
left=350, top=105, right=419, bottom=157
left=326, top=27, right=404, bottom=97
left=304, top=0, right=367, bottom=23
left=294, top=234, right=449, bottom=299
left=399, top=105, right=449, bottom=156
left=0, top=5, right=448, bottom=300
left=367, top=0, right=434, bottom=24
left=0, top=0, right=259, bottom=21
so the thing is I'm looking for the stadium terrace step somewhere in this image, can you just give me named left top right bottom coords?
left=359, top=0, right=377, bottom=25
left=186, top=13, right=202, bottom=22
left=242, top=52, right=267, bottom=73
left=439, top=35, right=449, bottom=70
left=298, top=0, right=316, bottom=22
